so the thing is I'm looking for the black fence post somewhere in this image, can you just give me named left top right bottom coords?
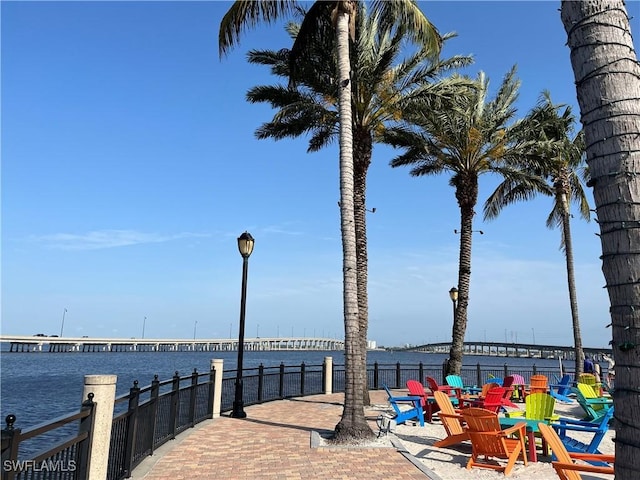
left=373, top=362, right=379, bottom=389
left=75, top=393, right=95, bottom=480
left=279, top=363, right=285, bottom=398
left=258, top=364, right=264, bottom=403
left=1, top=414, right=21, bottom=480
left=533, top=364, right=537, bottom=375
left=442, top=361, right=448, bottom=383
left=123, top=380, right=141, bottom=477
left=169, top=372, right=180, bottom=439
left=300, top=363, right=306, bottom=396
left=504, top=364, right=509, bottom=378
left=477, top=363, right=482, bottom=387
left=419, top=362, right=424, bottom=383
left=148, top=375, right=160, bottom=455
left=188, top=369, right=198, bottom=427
left=395, top=362, right=401, bottom=388
left=322, top=359, right=327, bottom=392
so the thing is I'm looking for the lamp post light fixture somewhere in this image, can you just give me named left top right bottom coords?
left=232, top=231, right=254, bottom=419
left=448, top=287, right=458, bottom=323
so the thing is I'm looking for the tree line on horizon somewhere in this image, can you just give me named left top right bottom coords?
left=218, top=1, right=640, bottom=475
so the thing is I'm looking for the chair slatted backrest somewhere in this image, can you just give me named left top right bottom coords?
left=406, top=379, right=428, bottom=408
left=433, top=391, right=465, bottom=437
left=529, top=375, right=548, bottom=394
left=578, top=373, right=597, bottom=387
left=511, top=374, right=526, bottom=385
left=478, top=387, right=506, bottom=413
left=479, top=382, right=500, bottom=398
left=445, top=375, right=465, bottom=389
left=503, top=376, right=515, bottom=388
left=524, top=393, right=558, bottom=421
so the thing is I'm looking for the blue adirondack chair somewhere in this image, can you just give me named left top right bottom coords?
left=551, top=406, right=614, bottom=465
left=382, top=384, right=425, bottom=426
left=549, top=374, right=574, bottom=403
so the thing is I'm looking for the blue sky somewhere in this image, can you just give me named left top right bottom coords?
left=2, top=1, right=638, bottom=348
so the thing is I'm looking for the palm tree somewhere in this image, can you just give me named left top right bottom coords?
left=246, top=10, right=471, bottom=407
left=384, top=66, right=548, bottom=375
left=561, top=0, right=640, bottom=475
left=219, top=0, right=441, bottom=442
left=484, top=93, right=591, bottom=377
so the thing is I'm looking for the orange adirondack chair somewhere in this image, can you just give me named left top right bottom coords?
left=406, top=379, right=440, bottom=423
left=432, top=391, right=469, bottom=448
left=461, top=407, right=528, bottom=476
left=527, top=375, right=549, bottom=397
left=537, top=423, right=614, bottom=480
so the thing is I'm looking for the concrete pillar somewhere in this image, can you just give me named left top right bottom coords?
left=323, top=356, right=333, bottom=394
left=211, top=359, right=224, bottom=418
left=82, top=375, right=117, bottom=480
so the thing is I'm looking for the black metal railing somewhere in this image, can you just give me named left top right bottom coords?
left=219, top=362, right=325, bottom=413
left=1, top=394, right=95, bottom=480
left=107, top=368, right=215, bottom=480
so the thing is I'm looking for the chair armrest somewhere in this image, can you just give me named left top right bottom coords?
left=391, top=395, right=423, bottom=402
left=568, top=452, right=615, bottom=463
left=586, top=398, right=613, bottom=405
left=552, top=462, right=614, bottom=475
left=545, top=414, right=560, bottom=422
left=504, top=411, right=524, bottom=418
left=500, top=422, right=527, bottom=437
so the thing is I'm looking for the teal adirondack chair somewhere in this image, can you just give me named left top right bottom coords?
left=382, top=384, right=425, bottom=426
left=572, top=384, right=613, bottom=421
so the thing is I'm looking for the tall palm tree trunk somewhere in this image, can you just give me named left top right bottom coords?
left=448, top=176, right=478, bottom=375
left=558, top=190, right=585, bottom=376
left=561, top=1, right=640, bottom=476
left=334, top=2, right=373, bottom=441
left=354, top=128, right=372, bottom=406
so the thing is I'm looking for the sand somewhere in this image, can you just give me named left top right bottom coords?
left=366, top=397, right=615, bottom=480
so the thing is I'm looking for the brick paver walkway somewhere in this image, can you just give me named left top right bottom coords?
left=130, top=390, right=433, bottom=480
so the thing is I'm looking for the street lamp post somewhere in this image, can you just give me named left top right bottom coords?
left=448, top=287, right=458, bottom=323
left=193, top=321, right=198, bottom=340
left=232, top=231, right=254, bottom=419
left=142, top=316, right=146, bottom=339
left=60, top=308, right=67, bottom=337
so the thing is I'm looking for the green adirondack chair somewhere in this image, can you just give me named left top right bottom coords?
left=573, top=384, right=613, bottom=422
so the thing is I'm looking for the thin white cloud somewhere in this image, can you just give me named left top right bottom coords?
left=30, top=230, right=210, bottom=250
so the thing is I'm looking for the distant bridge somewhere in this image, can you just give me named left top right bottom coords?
left=0, top=335, right=344, bottom=353
left=405, top=341, right=612, bottom=360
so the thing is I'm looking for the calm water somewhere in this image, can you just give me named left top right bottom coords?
left=0, top=348, right=568, bottom=429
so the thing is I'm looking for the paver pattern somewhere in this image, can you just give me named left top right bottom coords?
left=132, top=391, right=428, bottom=480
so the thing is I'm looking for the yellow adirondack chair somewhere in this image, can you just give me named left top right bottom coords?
left=461, top=408, right=528, bottom=476
left=505, top=392, right=560, bottom=422
left=537, top=423, right=614, bottom=480
left=432, top=391, right=469, bottom=448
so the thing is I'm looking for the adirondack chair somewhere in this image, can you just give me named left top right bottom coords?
left=445, top=374, right=479, bottom=395
left=406, top=379, right=440, bottom=423
left=551, top=406, right=614, bottom=466
left=382, top=384, right=425, bottom=426
left=505, top=392, right=560, bottom=422
left=510, top=374, right=526, bottom=402
left=461, top=407, right=528, bottom=476
left=425, top=376, right=462, bottom=405
left=432, top=391, right=470, bottom=448
left=549, top=374, right=574, bottom=403
left=537, top=423, right=614, bottom=480
left=460, top=387, right=506, bottom=413
left=527, top=374, right=549, bottom=396
left=500, top=376, right=518, bottom=409
left=573, top=384, right=613, bottom=422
